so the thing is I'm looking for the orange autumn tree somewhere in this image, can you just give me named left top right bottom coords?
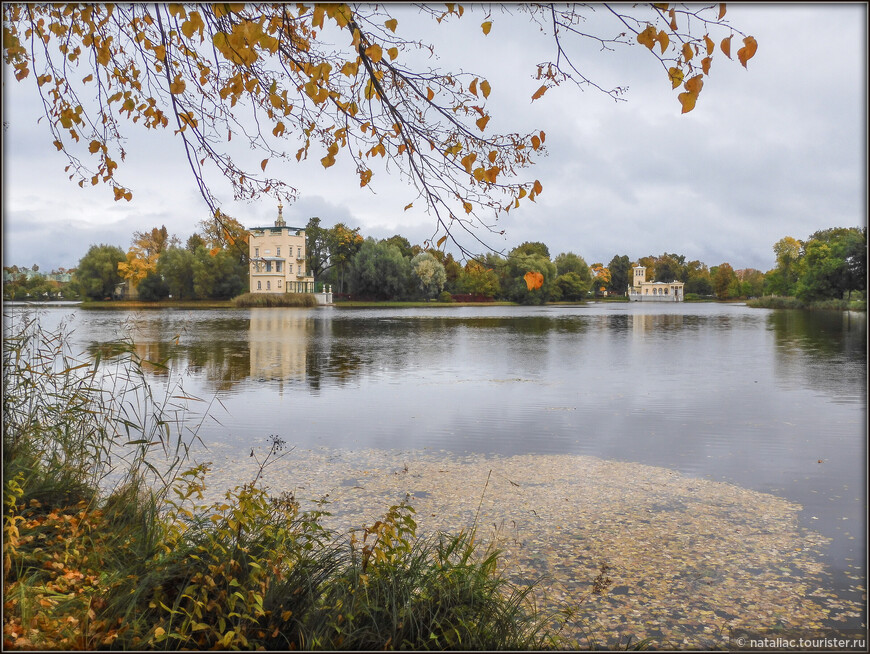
left=3, top=3, right=756, bottom=255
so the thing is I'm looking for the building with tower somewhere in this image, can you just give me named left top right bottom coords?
left=627, top=265, right=684, bottom=301
left=248, top=204, right=315, bottom=294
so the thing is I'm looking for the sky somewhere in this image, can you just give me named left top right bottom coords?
left=2, top=3, right=867, bottom=274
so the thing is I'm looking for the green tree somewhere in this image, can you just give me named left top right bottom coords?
left=458, top=260, right=501, bottom=299
left=606, top=254, right=632, bottom=295
left=382, top=235, right=417, bottom=260
left=157, top=247, right=197, bottom=299
left=554, top=271, right=590, bottom=300
left=428, top=250, right=463, bottom=293
left=305, top=217, right=331, bottom=279
left=186, top=233, right=206, bottom=253
left=797, top=227, right=867, bottom=301
left=410, top=252, right=447, bottom=299
left=653, top=252, right=686, bottom=282
left=137, top=272, right=170, bottom=301
left=330, top=223, right=365, bottom=293
left=736, top=268, right=764, bottom=298
left=505, top=245, right=556, bottom=305
left=349, top=238, right=410, bottom=300
left=768, top=236, right=804, bottom=296
left=193, top=248, right=247, bottom=300
left=74, top=244, right=126, bottom=300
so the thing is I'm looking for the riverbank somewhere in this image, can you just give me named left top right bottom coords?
left=746, top=296, right=866, bottom=311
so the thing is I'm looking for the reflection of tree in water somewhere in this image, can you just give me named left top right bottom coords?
left=186, top=341, right=251, bottom=392
left=768, top=310, right=866, bottom=403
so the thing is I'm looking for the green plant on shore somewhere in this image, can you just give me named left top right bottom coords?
left=232, top=292, right=317, bottom=308
left=3, top=313, right=564, bottom=650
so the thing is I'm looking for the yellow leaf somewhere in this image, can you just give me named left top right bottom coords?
left=169, top=75, right=186, bottom=94
left=404, top=202, right=413, bottom=211
left=668, top=66, right=684, bottom=89
left=387, top=47, right=398, bottom=61
left=53, top=140, right=63, bottom=151
left=154, top=45, right=166, bottom=61
left=531, top=85, right=548, bottom=101
left=701, top=56, right=711, bottom=75
left=481, top=21, right=492, bottom=35
left=684, top=74, right=703, bottom=95
left=426, top=87, right=434, bottom=101
left=681, top=42, right=693, bottom=62
left=737, top=35, right=757, bottom=68
left=656, top=30, right=669, bottom=54
left=154, top=627, right=166, bottom=639
left=718, top=3, right=727, bottom=20
left=524, top=271, right=544, bottom=291
left=462, top=200, right=473, bottom=213
left=359, top=168, right=372, bottom=187
left=475, top=115, right=490, bottom=131
left=480, top=79, right=491, bottom=98
left=469, top=78, right=478, bottom=96
left=365, top=44, right=382, bottom=63
left=437, top=235, right=447, bottom=248
left=721, top=35, right=732, bottom=59
left=385, top=18, right=398, bottom=32
left=88, top=140, right=101, bottom=153
left=678, top=90, right=697, bottom=114
left=531, top=135, right=541, bottom=150
left=488, top=150, right=497, bottom=163
left=261, top=158, right=268, bottom=171
left=704, top=34, right=715, bottom=55
left=532, top=180, right=543, bottom=195
left=637, top=25, right=657, bottom=50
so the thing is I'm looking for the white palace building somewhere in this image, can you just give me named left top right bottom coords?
left=627, top=265, right=684, bottom=302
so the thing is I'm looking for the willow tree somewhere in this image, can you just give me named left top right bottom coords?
left=3, top=3, right=756, bottom=255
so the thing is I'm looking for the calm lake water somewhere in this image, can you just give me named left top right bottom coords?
left=6, top=301, right=867, bottom=631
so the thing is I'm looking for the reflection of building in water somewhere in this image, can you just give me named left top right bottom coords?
left=632, top=313, right=685, bottom=336
left=248, top=204, right=315, bottom=294
left=248, top=311, right=310, bottom=384
left=628, top=265, right=684, bottom=302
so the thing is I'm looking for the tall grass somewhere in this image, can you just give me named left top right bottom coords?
left=233, top=292, right=317, bottom=308
left=746, top=296, right=866, bottom=311
left=3, top=313, right=565, bottom=650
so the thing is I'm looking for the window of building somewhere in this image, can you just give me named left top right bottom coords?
left=257, top=281, right=261, bottom=290
left=298, top=264, right=302, bottom=275
left=276, top=261, right=282, bottom=272
left=267, top=281, right=271, bottom=290
left=664, top=288, right=668, bottom=295
left=277, top=279, right=282, bottom=288
left=298, top=246, right=302, bottom=258
left=255, top=247, right=259, bottom=257
left=276, top=246, right=280, bottom=256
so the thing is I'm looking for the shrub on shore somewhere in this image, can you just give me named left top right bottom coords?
left=746, top=295, right=866, bottom=311
left=3, top=315, right=562, bottom=650
left=233, top=292, right=317, bottom=308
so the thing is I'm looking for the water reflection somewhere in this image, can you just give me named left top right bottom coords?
left=768, top=310, right=866, bottom=404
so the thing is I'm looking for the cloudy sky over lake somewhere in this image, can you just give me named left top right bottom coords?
left=2, top=3, right=866, bottom=273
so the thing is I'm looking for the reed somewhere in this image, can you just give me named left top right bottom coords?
left=3, top=315, right=565, bottom=650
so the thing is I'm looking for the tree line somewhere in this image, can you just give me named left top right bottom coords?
left=7, top=217, right=861, bottom=305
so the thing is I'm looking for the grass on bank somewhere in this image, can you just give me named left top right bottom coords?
left=746, top=295, right=866, bottom=311
left=2, top=315, right=568, bottom=651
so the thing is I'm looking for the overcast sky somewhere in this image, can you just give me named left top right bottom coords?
left=2, top=3, right=867, bottom=273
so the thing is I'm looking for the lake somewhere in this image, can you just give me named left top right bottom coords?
left=6, top=301, right=866, bottom=646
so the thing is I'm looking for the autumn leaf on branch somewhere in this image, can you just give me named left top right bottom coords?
left=3, top=3, right=757, bottom=257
